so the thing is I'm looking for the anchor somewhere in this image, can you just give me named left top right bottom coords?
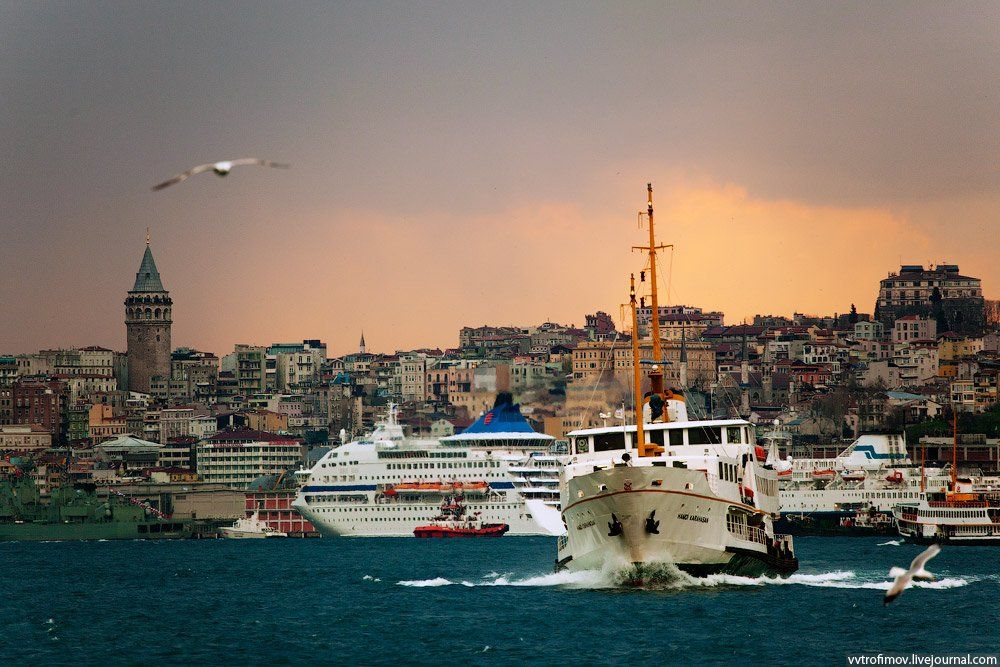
left=644, top=509, right=660, bottom=534
left=607, top=512, right=624, bottom=537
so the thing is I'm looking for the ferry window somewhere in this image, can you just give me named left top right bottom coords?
left=647, top=430, right=665, bottom=447
left=687, top=427, right=721, bottom=445
left=575, top=437, right=590, bottom=454
left=668, top=430, right=683, bottom=447
left=726, top=427, right=742, bottom=444
left=593, top=432, right=626, bottom=452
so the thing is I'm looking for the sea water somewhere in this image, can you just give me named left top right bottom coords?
left=0, top=536, right=995, bottom=665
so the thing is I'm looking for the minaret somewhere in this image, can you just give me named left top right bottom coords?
left=125, top=235, right=172, bottom=393
left=359, top=331, right=366, bottom=355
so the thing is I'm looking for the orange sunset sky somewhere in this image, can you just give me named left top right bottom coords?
left=1, top=3, right=997, bottom=356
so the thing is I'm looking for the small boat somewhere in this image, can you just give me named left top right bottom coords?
left=840, top=470, right=866, bottom=482
left=811, top=468, right=837, bottom=480
left=220, top=512, right=287, bottom=539
left=412, top=496, right=509, bottom=538
left=413, top=523, right=509, bottom=538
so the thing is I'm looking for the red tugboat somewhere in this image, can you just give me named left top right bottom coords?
left=413, top=496, right=509, bottom=538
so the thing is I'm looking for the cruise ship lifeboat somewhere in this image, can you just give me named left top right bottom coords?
left=385, top=481, right=490, bottom=494
left=811, top=469, right=836, bottom=480
left=840, top=470, right=866, bottom=482
left=885, top=470, right=904, bottom=484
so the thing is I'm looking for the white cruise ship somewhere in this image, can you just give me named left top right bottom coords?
left=292, top=396, right=565, bottom=537
left=775, top=430, right=950, bottom=533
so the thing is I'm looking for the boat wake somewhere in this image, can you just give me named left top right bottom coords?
left=397, top=569, right=616, bottom=589
left=396, top=567, right=974, bottom=592
left=878, top=539, right=903, bottom=546
left=693, top=570, right=971, bottom=591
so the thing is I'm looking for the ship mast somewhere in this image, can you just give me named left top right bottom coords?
left=951, top=407, right=958, bottom=491
left=632, top=183, right=672, bottom=400
left=629, top=273, right=646, bottom=456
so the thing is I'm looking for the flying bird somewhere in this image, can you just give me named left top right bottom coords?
left=884, top=543, right=941, bottom=605
left=151, top=158, right=289, bottom=191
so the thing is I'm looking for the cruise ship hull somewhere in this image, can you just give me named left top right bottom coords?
left=557, top=466, right=796, bottom=578
left=293, top=496, right=559, bottom=538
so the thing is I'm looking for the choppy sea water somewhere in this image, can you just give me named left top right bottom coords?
left=0, top=536, right=996, bottom=665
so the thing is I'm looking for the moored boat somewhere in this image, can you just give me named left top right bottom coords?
left=0, top=471, right=194, bottom=541
left=220, top=512, right=287, bottom=539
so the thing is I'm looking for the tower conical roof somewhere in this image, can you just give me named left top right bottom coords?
left=131, top=245, right=165, bottom=292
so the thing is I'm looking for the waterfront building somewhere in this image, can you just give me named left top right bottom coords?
left=196, top=428, right=306, bottom=489
left=125, top=241, right=172, bottom=393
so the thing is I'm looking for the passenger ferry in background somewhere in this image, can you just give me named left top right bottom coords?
left=892, top=412, right=1000, bottom=544
left=292, top=395, right=565, bottom=537
left=556, top=184, right=797, bottom=579
left=894, top=479, right=1000, bottom=544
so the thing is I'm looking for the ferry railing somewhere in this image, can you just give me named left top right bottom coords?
left=725, top=516, right=767, bottom=545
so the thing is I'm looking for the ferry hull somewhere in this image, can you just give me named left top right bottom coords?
left=558, top=467, right=796, bottom=577
left=896, top=517, right=1000, bottom=546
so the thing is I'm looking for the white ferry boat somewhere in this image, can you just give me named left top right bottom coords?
left=292, top=396, right=565, bottom=537
left=556, top=184, right=796, bottom=579
left=892, top=415, right=1000, bottom=545
left=557, top=401, right=797, bottom=577
left=893, top=478, right=1000, bottom=544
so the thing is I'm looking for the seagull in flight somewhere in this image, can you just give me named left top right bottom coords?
left=151, top=158, right=289, bottom=191
left=884, top=543, right=941, bottom=605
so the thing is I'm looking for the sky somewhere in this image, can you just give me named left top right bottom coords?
left=1, top=1, right=997, bottom=357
